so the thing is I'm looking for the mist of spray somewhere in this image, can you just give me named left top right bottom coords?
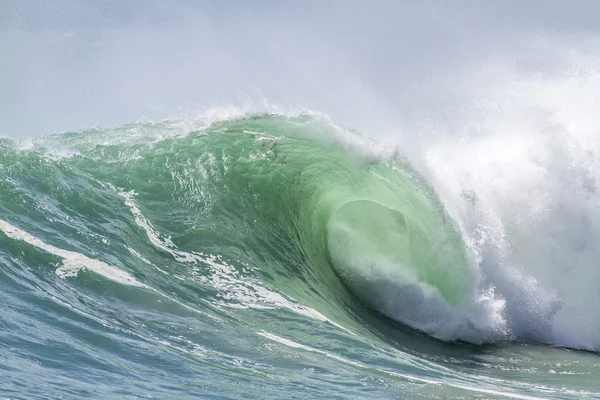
left=418, top=36, right=600, bottom=350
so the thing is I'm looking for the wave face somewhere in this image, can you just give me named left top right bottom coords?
left=1, top=113, right=599, bottom=399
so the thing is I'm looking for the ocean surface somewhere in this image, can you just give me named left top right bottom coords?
left=1, top=113, right=599, bottom=399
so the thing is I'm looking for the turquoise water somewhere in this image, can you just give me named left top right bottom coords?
left=1, top=114, right=599, bottom=399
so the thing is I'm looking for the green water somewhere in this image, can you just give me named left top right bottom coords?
left=0, top=114, right=598, bottom=399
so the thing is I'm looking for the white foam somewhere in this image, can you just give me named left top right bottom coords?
left=0, top=218, right=145, bottom=287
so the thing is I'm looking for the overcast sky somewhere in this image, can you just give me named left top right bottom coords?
left=2, top=1, right=600, bottom=138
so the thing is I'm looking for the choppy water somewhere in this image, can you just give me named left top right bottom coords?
left=1, top=113, right=599, bottom=399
